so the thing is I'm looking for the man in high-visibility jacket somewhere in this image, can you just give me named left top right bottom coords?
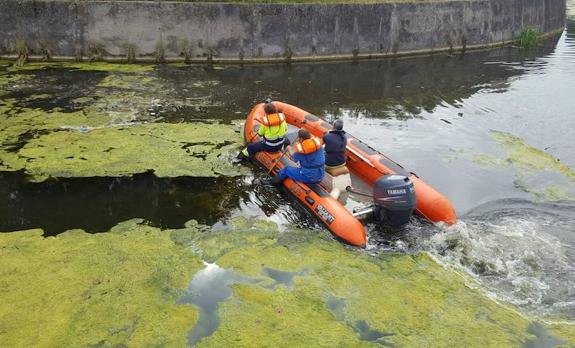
left=270, top=128, right=325, bottom=185
left=237, top=102, right=287, bottom=161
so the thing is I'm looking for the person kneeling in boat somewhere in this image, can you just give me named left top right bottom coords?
left=237, top=102, right=287, bottom=162
left=269, top=128, right=325, bottom=186
left=323, top=119, right=347, bottom=174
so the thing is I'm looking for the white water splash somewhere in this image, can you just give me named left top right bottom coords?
left=410, top=203, right=575, bottom=321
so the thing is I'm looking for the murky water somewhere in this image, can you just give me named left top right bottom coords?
left=179, top=262, right=312, bottom=345
left=326, top=295, right=394, bottom=345
left=1, top=1, right=574, bottom=328
left=178, top=262, right=254, bottom=346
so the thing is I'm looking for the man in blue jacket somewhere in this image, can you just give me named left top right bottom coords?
left=270, top=128, right=325, bottom=185
left=323, top=119, right=347, bottom=171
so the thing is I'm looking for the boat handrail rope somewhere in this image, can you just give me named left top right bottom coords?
left=346, top=145, right=376, bottom=168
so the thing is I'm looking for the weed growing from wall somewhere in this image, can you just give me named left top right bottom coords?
left=89, top=42, right=105, bottom=62
left=180, top=38, right=193, bottom=64
left=155, top=38, right=166, bottom=64
left=37, top=39, right=52, bottom=61
left=519, top=27, right=540, bottom=49
left=15, top=39, right=28, bottom=66
left=284, top=39, right=294, bottom=62
left=127, top=44, right=137, bottom=63
left=206, top=46, right=215, bottom=65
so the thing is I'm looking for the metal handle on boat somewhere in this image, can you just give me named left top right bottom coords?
left=352, top=205, right=375, bottom=220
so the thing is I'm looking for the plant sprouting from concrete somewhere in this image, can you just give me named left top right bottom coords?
left=352, top=48, right=359, bottom=60
left=127, top=44, right=137, bottom=64
left=206, top=46, right=215, bottom=65
left=74, top=43, right=83, bottom=62
left=519, top=27, right=540, bottom=49
left=89, top=42, right=106, bottom=62
left=38, top=39, right=52, bottom=61
left=284, top=39, right=294, bottom=62
left=461, top=35, right=467, bottom=55
left=15, top=39, right=28, bottom=66
left=180, top=38, right=193, bottom=64
left=155, top=37, right=166, bottom=64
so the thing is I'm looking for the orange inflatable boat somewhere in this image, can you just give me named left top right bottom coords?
left=243, top=102, right=457, bottom=247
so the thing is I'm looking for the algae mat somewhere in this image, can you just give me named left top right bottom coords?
left=1, top=218, right=573, bottom=347
left=0, top=220, right=203, bottom=347
left=1, top=62, right=240, bottom=181
left=0, top=122, right=245, bottom=181
left=467, top=129, right=575, bottom=202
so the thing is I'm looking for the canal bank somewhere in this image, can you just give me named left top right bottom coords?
left=0, top=0, right=567, bottom=63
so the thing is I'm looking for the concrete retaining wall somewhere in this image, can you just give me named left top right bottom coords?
left=0, top=0, right=567, bottom=63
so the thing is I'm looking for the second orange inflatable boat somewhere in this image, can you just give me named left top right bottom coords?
left=243, top=102, right=457, bottom=248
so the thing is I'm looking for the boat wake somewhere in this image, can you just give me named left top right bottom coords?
left=402, top=199, right=575, bottom=321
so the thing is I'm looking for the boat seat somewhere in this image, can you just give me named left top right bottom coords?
left=326, top=165, right=349, bottom=176
left=321, top=165, right=352, bottom=200
left=284, top=124, right=300, bottom=145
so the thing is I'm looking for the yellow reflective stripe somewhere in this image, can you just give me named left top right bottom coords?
left=312, top=137, right=321, bottom=150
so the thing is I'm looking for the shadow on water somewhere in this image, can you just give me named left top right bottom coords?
left=0, top=171, right=250, bottom=235
left=0, top=168, right=326, bottom=236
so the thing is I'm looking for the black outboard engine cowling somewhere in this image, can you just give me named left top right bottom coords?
left=373, top=175, right=416, bottom=227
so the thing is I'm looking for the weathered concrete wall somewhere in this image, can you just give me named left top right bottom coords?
left=0, top=0, right=566, bottom=63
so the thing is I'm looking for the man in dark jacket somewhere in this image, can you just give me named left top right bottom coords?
left=323, top=119, right=347, bottom=170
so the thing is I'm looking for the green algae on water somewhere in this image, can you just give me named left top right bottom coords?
left=514, top=177, right=574, bottom=202
left=0, top=73, right=34, bottom=87
left=1, top=219, right=574, bottom=347
left=0, top=67, right=242, bottom=180
left=7, top=61, right=154, bottom=73
left=472, top=130, right=575, bottom=201
left=67, top=62, right=155, bottom=72
left=1, top=122, right=246, bottom=181
left=472, top=153, right=509, bottom=167
left=0, top=220, right=203, bottom=347
left=490, top=130, right=575, bottom=181
left=169, top=222, right=575, bottom=347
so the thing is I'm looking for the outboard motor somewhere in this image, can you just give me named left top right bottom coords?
left=373, top=175, right=416, bottom=227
